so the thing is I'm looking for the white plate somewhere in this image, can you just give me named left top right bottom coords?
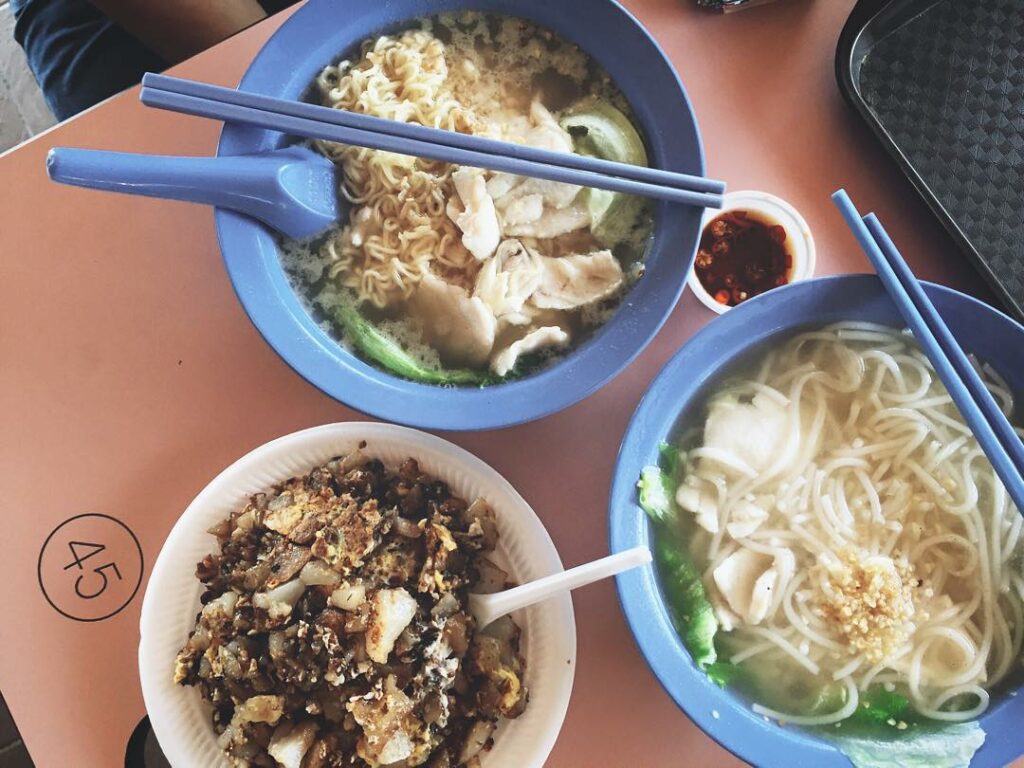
left=139, top=422, right=576, bottom=768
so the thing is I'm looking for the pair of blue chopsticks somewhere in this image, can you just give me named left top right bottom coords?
left=136, top=76, right=1021, bottom=510
left=139, top=72, right=725, bottom=210
left=833, top=189, right=1024, bottom=515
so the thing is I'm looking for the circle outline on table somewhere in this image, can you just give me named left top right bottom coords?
left=610, top=274, right=1024, bottom=768
left=213, top=0, right=707, bottom=431
left=37, top=512, right=144, bottom=622
left=139, top=421, right=576, bottom=768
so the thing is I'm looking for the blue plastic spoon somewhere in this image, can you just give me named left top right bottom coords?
left=45, top=146, right=340, bottom=239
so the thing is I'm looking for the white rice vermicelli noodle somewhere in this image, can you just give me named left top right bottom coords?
left=676, top=322, right=1024, bottom=725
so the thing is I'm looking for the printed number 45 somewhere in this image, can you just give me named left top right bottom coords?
left=63, top=541, right=122, bottom=599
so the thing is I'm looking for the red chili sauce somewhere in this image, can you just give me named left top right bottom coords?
left=694, top=210, right=793, bottom=307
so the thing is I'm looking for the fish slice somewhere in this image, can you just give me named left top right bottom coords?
left=46, top=146, right=339, bottom=239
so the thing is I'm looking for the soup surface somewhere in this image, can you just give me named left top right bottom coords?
left=281, top=12, right=653, bottom=385
left=640, top=322, right=1023, bottom=743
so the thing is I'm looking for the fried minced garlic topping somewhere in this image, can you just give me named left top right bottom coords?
left=174, top=449, right=527, bottom=768
left=814, top=548, right=918, bottom=665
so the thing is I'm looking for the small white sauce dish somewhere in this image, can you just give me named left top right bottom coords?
left=687, top=190, right=816, bottom=315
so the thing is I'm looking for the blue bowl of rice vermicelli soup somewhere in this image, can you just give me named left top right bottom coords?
left=610, top=274, right=1024, bottom=768
left=214, top=0, right=707, bottom=430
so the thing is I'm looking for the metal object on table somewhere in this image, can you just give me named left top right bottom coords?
left=697, top=0, right=785, bottom=11
left=836, top=0, right=1024, bottom=322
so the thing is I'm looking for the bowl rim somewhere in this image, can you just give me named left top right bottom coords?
left=609, top=273, right=1024, bottom=768
left=213, top=0, right=707, bottom=431
left=139, top=421, right=576, bottom=768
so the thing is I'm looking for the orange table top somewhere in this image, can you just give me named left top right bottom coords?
left=0, top=1, right=1006, bottom=766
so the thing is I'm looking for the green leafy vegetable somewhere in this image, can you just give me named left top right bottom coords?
left=559, top=102, right=649, bottom=248
left=658, top=442, right=682, bottom=482
left=817, top=687, right=984, bottom=768
left=828, top=722, right=985, bottom=768
left=655, top=537, right=718, bottom=668
left=638, top=441, right=718, bottom=668
left=638, top=444, right=684, bottom=524
left=705, top=662, right=735, bottom=688
left=849, top=689, right=912, bottom=727
left=332, top=303, right=493, bottom=386
left=705, top=661, right=752, bottom=689
left=638, top=466, right=673, bottom=523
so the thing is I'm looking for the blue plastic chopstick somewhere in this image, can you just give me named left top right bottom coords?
left=832, top=189, right=1024, bottom=515
left=139, top=81, right=724, bottom=210
left=863, top=214, right=1024, bottom=471
left=143, top=72, right=725, bottom=196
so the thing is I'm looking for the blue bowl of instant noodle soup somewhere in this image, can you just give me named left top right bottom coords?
left=610, top=274, right=1024, bottom=768
left=213, top=0, right=706, bottom=431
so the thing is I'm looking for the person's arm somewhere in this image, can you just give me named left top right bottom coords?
left=87, top=0, right=268, bottom=63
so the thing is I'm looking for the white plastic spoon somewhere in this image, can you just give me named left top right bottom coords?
left=468, top=545, right=652, bottom=629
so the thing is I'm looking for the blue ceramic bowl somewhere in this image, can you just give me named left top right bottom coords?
left=214, top=0, right=705, bottom=431
left=610, top=274, right=1024, bottom=768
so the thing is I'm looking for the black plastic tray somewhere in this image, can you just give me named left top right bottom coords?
left=836, top=0, right=1024, bottom=321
